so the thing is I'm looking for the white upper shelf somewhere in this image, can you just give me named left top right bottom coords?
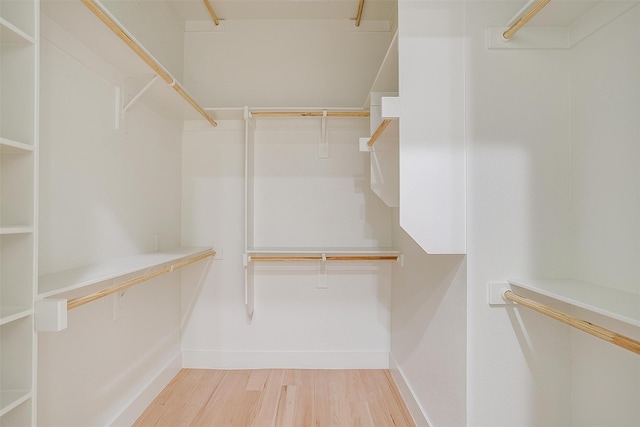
left=39, top=246, right=214, bottom=299
left=508, top=278, right=640, bottom=327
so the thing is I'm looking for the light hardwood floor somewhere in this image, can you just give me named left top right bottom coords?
left=133, top=369, right=416, bottom=426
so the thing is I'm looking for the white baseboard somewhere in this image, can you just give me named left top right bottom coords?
left=109, top=353, right=182, bottom=427
left=389, top=354, right=431, bottom=427
left=182, top=350, right=390, bottom=369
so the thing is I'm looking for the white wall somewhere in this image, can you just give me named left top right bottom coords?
left=569, top=6, right=640, bottom=426
left=183, top=19, right=393, bottom=108
left=390, top=217, right=467, bottom=427
left=465, top=2, right=573, bottom=425
left=181, top=117, right=394, bottom=368
left=38, top=35, right=183, bottom=426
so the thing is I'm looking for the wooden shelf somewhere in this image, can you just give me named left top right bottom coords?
left=508, top=278, right=640, bottom=328
left=0, top=390, right=31, bottom=417
left=38, top=246, right=214, bottom=299
left=0, top=17, right=35, bottom=45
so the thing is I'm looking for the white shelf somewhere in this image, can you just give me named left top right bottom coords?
left=0, top=138, right=34, bottom=153
left=0, top=17, right=35, bottom=45
left=508, top=278, right=640, bottom=328
left=247, top=247, right=400, bottom=255
left=38, top=246, right=214, bottom=298
left=0, top=308, right=32, bottom=326
left=0, top=390, right=32, bottom=417
left=0, top=226, right=33, bottom=235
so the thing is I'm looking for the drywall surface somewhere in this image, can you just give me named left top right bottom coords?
left=183, top=19, right=393, bottom=108
left=465, top=2, right=573, bottom=425
left=181, top=117, right=394, bottom=368
left=390, top=213, right=467, bottom=427
left=38, top=38, right=183, bottom=426
left=569, top=6, right=640, bottom=426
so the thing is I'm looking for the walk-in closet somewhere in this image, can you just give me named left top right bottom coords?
left=1, top=0, right=638, bottom=426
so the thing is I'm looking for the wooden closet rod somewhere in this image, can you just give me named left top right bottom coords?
left=250, top=255, right=398, bottom=262
left=503, top=290, right=640, bottom=355
left=503, top=0, right=551, bottom=40
left=66, top=250, right=216, bottom=310
left=202, top=0, right=220, bottom=25
left=356, top=0, right=365, bottom=27
left=250, top=111, right=370, bottom=118
left=80, top=0, right=217, bottom=127
left=368, top=119, right=392, bottom=147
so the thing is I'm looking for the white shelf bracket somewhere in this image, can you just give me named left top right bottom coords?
left=319, top=110, right=329, bottom=158
left=117, top=75, right=161, bottom=130
left=317, top=253, right=328, bottom=288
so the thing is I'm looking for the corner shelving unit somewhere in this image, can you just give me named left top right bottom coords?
left=0, top=0, right=39, bottom=424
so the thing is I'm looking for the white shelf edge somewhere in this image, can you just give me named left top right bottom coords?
left=0, top=17, right=36, bottom=45
left=0, top=390, right=32, bottom=418
left=0, top=308, right=33, bottom=326
left=0, top=137, right=35, bottom=153
left=246, top=247, right=400, bottom=255
left=38, top=246, right=214, bottom=299
left=507, top=278, right=640, bottom=328
left=0, top=226, right=34, bottom=235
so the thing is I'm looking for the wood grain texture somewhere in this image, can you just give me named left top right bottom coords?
left=134, top=369, right=416, bottom=427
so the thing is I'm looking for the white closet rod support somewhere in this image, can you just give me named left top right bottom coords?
left=503, top=290, right=640, bottom=355
left=503, top=0, right=551, bottom=40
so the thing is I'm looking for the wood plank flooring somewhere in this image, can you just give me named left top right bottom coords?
left=134, top=369, right=415, bottom=427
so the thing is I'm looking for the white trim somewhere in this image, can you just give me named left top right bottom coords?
left=389, top=354, right=432, bottom=427
left=182, top=351, right=389, bottom=370
left=108, top=353, right=182, bottom=427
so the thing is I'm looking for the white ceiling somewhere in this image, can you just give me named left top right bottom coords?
left=168, top=0, right=397, bottom=22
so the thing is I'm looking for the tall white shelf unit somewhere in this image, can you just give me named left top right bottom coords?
left=0, top=0, right=39, bottom=425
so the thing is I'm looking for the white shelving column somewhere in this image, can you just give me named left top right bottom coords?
left=0, top=0, right=39, bottom=425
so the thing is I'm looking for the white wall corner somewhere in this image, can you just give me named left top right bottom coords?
left=108, top=353, right=182, bottom=427
left=389, top=355, right=432, bottom=427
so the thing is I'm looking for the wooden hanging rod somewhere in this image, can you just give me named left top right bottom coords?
left=250, top=255, right=398, bottom=262
left=250, top=111, right=370, bottom=118
left=356, top=0, right=365, bottom=27
left=202, top=0, right=220, bottom=25
left=66, top=250, right=216, bottom=310
left=503, top=290, right=640, bottom=355
left=503, top=0, right=551, bottom=40
left=368, top=119, right=392, bottom=147
left=80, top=0, right=217, bottom=127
